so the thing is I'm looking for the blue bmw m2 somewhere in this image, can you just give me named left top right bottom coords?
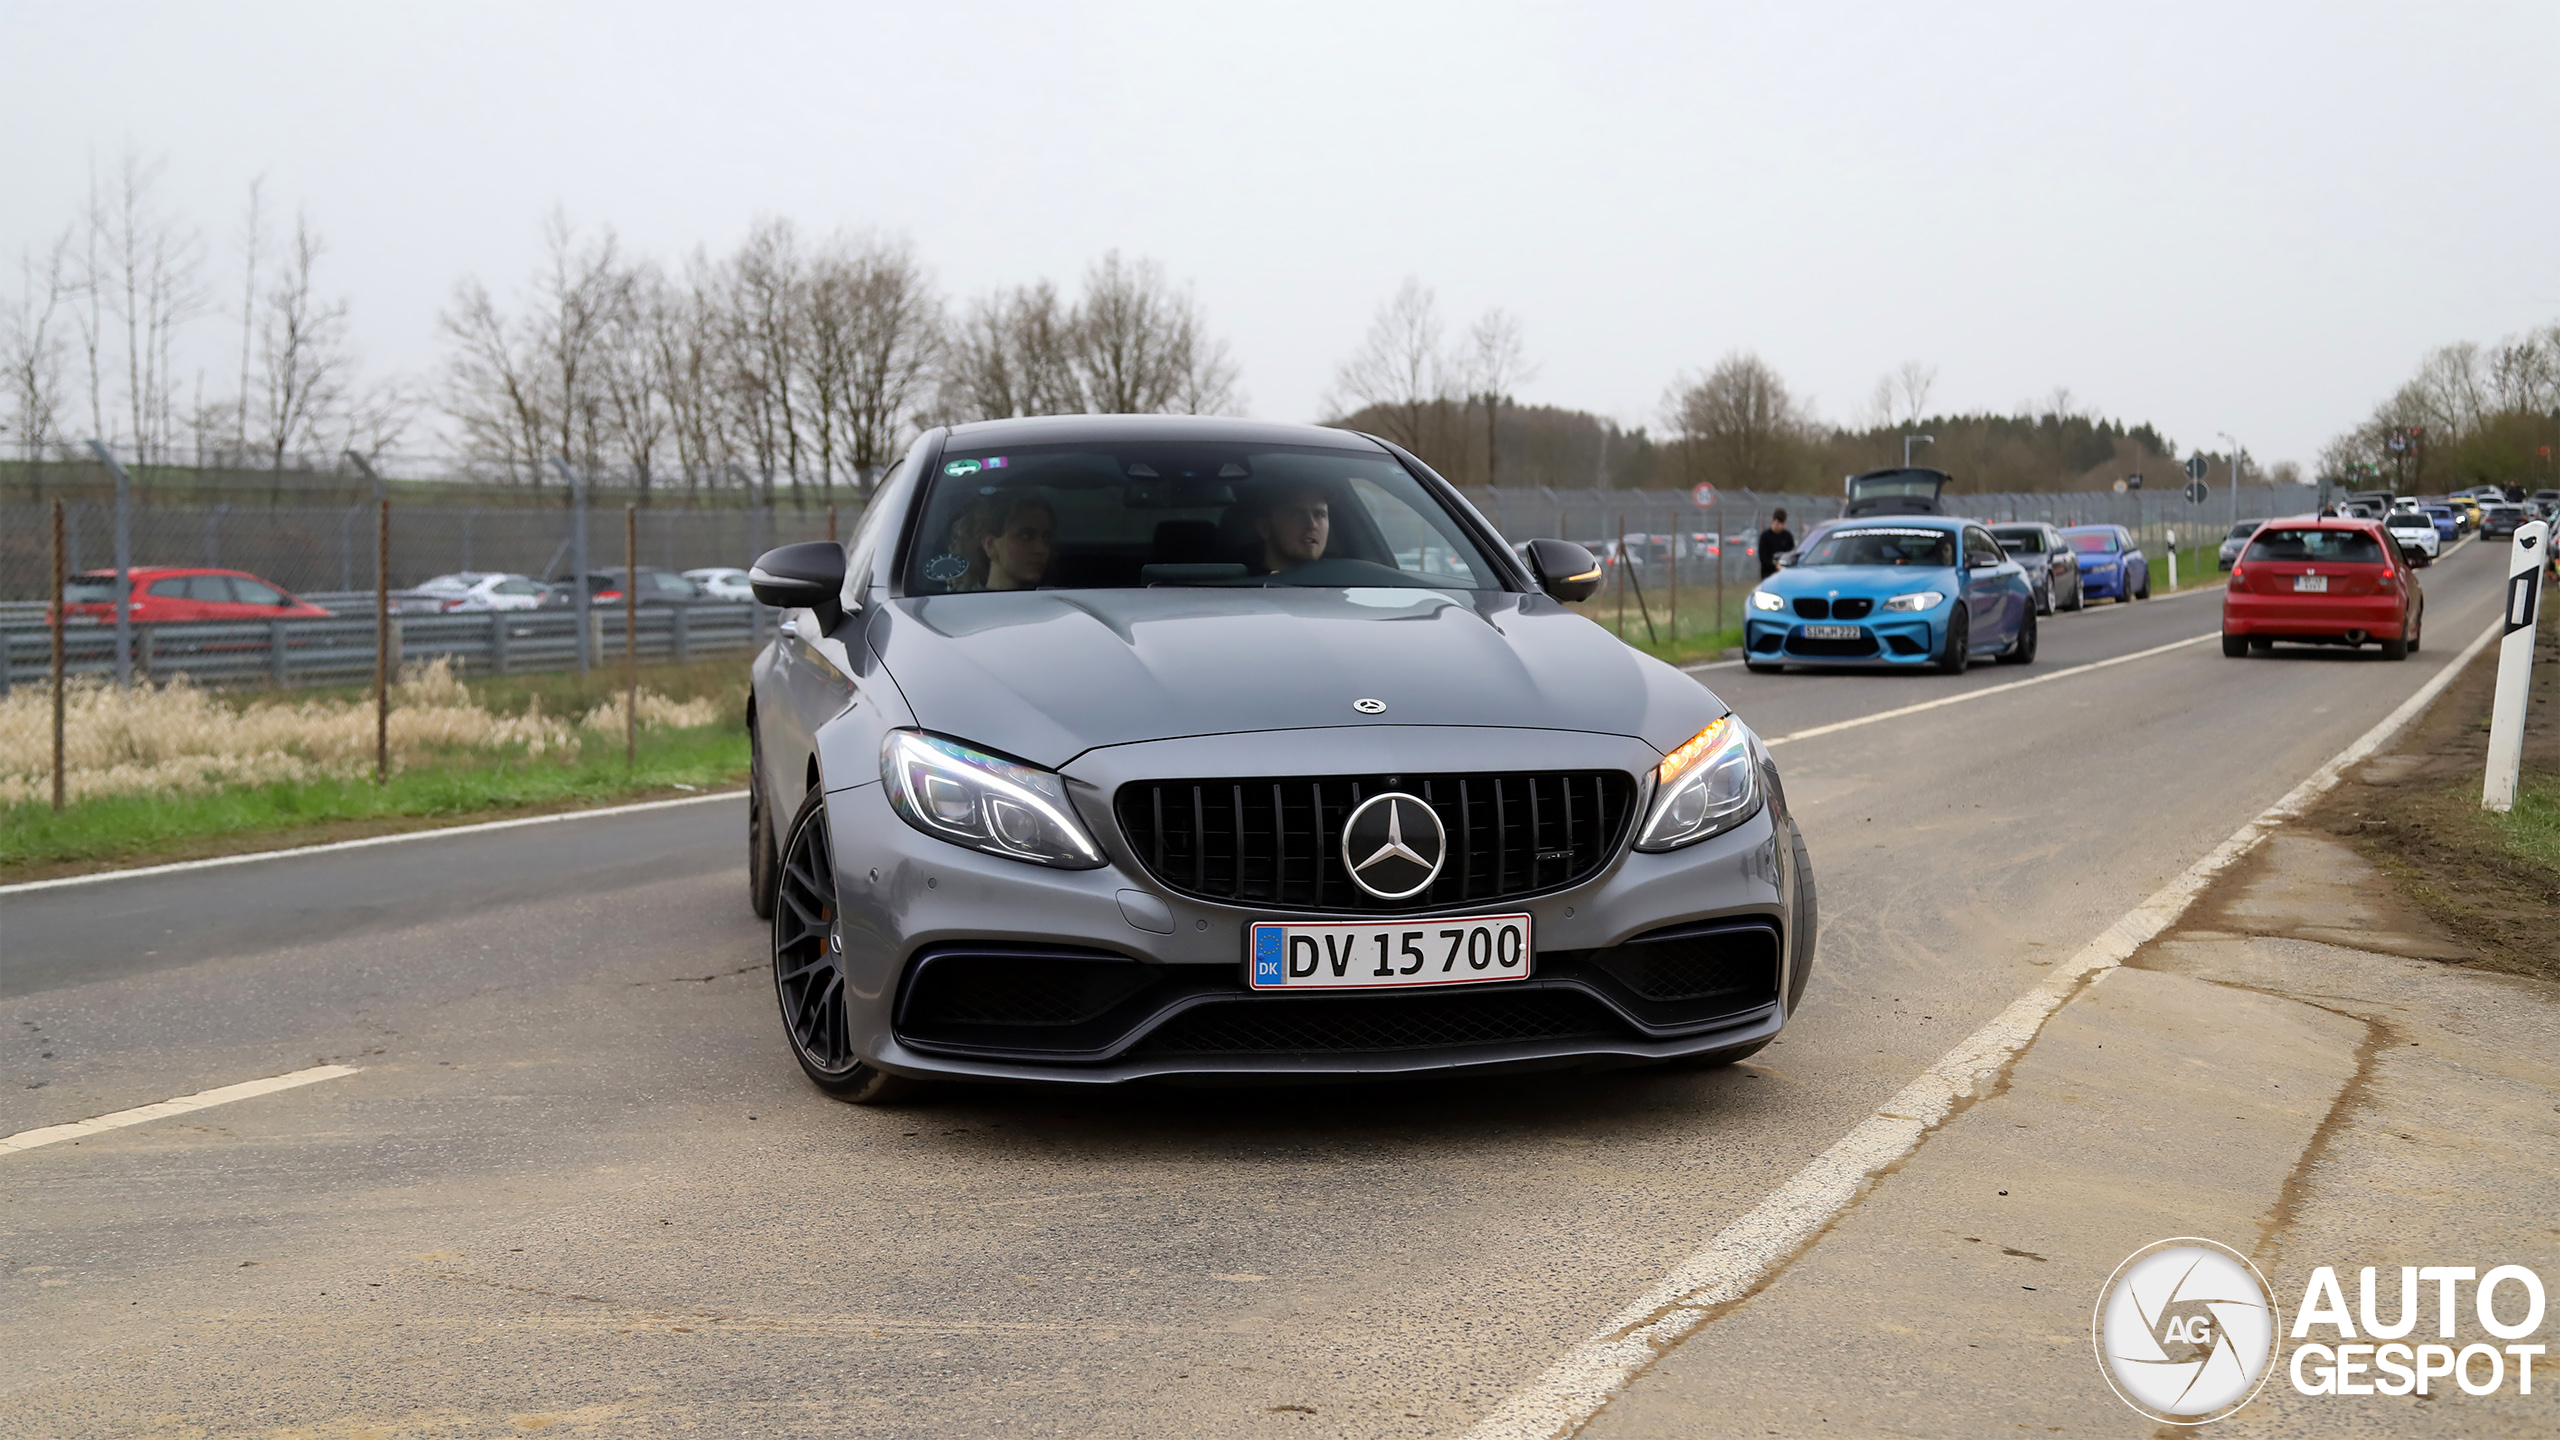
left=1744, top=516, right=2036, bottom=674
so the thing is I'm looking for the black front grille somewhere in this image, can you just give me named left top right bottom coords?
left=1582, top=923, right=1780, bottom=1006
left=1116, top=771, right=1636, bottom=912
left=1787, top=631, right=1879, bottom=657
left=903, top=951, right=1158, bottom=1028
left=1792, top=597, right=1830, bottom=619
left=1831, top=597, right=1874, bottom=619
left=1132, top=987, right=1621, bottom=1055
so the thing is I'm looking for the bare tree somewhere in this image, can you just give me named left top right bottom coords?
left=438, top=277, right=548, bottom=484
left=1463, top=308, right=1535, bottom=484
left=96, top=151, right=211, bottom=460
left=254, top=213, right=351, bottom=473
left=1327, top=278, right=1458, bottom=455
left=1663, top=352, right=1814, bottom=492
left=836, top=235, right=942, bottom=486
left=2, top=232, right=75, bottom=465
left=727, top=217, right=810, bottom=497
left=937, top=280, right=1085, bottom=421
left=596, top=260, right=672, bottom=499
left=1076, top=251, right=1236, bottom=415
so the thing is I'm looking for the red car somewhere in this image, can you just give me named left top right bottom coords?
left=60, top=567, right=334, bottom=623
left=2221, top=518, right=2422, bottom=660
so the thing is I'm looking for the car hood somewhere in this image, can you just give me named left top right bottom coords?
left=867, top=587, right=1724, bottom=770
left=1758, top=564, right=1963, bottom=597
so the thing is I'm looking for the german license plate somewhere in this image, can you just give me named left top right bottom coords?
left=1802, top=623, right=1862, bottom=640
left=1248, top=914, right=1532, bottom=990
left=2293, top=574, right=2328, bottom=592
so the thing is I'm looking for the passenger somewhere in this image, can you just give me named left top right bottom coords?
left=1252, top=482, right=1332, bottom=574
left=948, top=493, right=1055, bottom=592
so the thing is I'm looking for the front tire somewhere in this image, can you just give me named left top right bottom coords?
left=748, top=727, right=779, bottom=921
left=774, top=789, right=927, bottom=1104
left=1936, top=608, right=1970, bottom=675
left=1997, top=607, right=2037, bottom=664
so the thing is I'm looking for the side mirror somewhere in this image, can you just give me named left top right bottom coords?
left=1775, top=551, right=1799, bottom=569
left=749, top=541, right=847, bottom=631
left=1523, top=538, right=1603, bottom=603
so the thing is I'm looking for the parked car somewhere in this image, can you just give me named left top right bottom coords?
left=2382, top=509, right=2440, bottom=566
left=415, top=571, right=553, bottom=612
left=2222, top=519, right=2421, bottom=659
left=59, top=566, right=333, bottom=623
left=2481, top=504, right=2528, bottom=539
left=1986, top=522, right=2083, bottom=613
left=1745, top=516, right=2035, bottom=673
left=547, top=567, right=703, bottom=606
left=2445, top=497, right=2480, bottom=533
left=2218, top=519, right=2261, bottom=572
left=743, top=414, right=1814, bottom=1101
left=2058, top=525, right=2151, bottom=602
left=2418, top=505, right=2460, bottom=544
left=682, top=566, right=757, bottom=602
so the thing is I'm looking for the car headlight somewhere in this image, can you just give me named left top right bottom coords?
left=1749, top=590, right=1786, bottom=612
left=1635, top=716, right=1764, bottom=852
left=881, top=730, right=1106, bottom=869
left=1881, top=590, right=1945, bottom=612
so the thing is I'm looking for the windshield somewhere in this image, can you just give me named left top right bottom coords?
left=2065, top=532, right=2121, bottom=554
left=2245, top=529, right=2385, bottom=564
left=1796, top=527, right=1956, bottom=568
left=1989, top=527, right=2046, bottom=554
left=902, top=441, right=1497, bottom=593
left=2228, top=523, right=2257, bottom=539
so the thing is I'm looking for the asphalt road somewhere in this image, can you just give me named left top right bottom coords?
left=0, top=543, right=2519, bottom=1438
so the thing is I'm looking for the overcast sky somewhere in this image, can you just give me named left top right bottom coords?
left=6, top=0, right=2556, bottom=468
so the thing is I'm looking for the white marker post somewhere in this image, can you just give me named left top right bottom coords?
left=2483, top=520, right=2548, bottom=812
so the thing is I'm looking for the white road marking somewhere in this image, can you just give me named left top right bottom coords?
left=0, top=789, right=748, bottom=897
left=1759, top=632, right=2219, bottom=747
left=1463, top=615, right=2505, bottom=1440
left=0, top=1064, right=361, bottom=1157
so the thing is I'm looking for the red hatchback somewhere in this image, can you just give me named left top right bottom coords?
left=61, top=567, right=334, bottom=623
left=2221, top=518, right=2422, bottom=659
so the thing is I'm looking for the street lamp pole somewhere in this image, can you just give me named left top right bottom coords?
left=1904, top=434, right=1935, bottom=468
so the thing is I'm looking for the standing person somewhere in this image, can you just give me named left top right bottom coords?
left=1757, top=508, right=1797, bottom=579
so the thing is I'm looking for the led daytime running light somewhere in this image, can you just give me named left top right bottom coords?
left=1657, top=718, right=1729, bottom=787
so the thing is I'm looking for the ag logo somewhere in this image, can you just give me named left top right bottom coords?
left=1340, top=792, right=1444, bottom=899
left=2094, top=1238, right=2280, bottom=1424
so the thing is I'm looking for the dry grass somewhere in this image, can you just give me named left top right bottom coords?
left=0, top=658, right=723, bottom=806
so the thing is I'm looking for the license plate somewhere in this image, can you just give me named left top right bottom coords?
left=2293, top=574, right=2328, bottom=592
left=1248, top=914, right=1532, bottom=990
left=1801, top=623, right=1862, bottom=640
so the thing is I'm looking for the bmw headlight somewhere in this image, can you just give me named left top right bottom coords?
left=1635, top=716, right=1764, bottom=852
left=881, top=730, right=1106, bottom=869
left=1749, top=590, right=1786, bottom=612
left=1881, top=590, right=1945, bottom=612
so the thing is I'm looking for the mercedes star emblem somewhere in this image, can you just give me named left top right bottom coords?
left=1340, top=792, right=1446, bottom=900
left=1353, top=697, right=1387, bottom=714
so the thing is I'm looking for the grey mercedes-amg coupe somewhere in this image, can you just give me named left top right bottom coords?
left=745, top=414, right=1815, bottom=1101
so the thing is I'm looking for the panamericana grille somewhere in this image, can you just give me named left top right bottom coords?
left=1131, top=988, right=1619, bottom=1055
left=1115, top=771, right=1636, bottom=913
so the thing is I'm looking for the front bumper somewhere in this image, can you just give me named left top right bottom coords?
left=817, top=727, right=1809, bottom=1084
left=2080, top=564, right=2129, bottom=597
left=1742, top=611, right=1944, bottom=665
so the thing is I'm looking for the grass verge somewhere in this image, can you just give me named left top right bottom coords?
left=1, top=656, right=751, bottom=879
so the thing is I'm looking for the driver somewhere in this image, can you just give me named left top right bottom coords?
left=950, top=492, right=1055, bottom=591
left=1252, top=482, right=1331, bottom=574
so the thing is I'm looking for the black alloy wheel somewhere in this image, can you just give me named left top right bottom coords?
left=748, top=723, right=779, bottom=920
left=774, top=789, right=923, bottom=1103
left=1996, top=608, right=2037, bottom=665
left=1936, top=608, right=1970, bottom=675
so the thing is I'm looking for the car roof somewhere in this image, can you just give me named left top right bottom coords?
left=940, top=413, right=1392, bottom=452
left=2056, top=523, right=2125, bottom=533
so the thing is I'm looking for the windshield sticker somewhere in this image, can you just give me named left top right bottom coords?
left=921, top=553, right=970, bottom=584
left=942, top=458, right=980, bottom=477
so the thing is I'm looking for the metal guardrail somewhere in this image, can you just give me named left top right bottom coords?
left=0, top=602, right=775, bottom=696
